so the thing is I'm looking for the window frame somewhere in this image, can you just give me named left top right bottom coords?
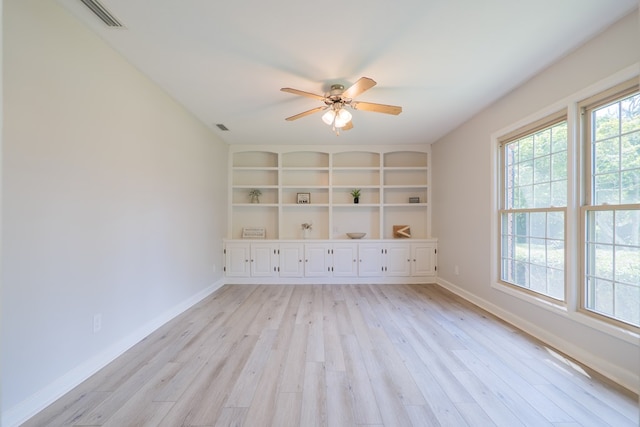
left=498, top=112, right=569, bottom=304
left=578, top=78, right=640, bottom=331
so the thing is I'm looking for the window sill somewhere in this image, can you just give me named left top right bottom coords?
left=492, top=281, right=639, bottom=345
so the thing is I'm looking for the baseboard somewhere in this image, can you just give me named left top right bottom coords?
left=2, top=279, right=225, bottom=427
left=436, top=277, right=639, bottom=395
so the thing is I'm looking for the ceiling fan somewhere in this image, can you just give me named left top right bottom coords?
left=281, top=77, right=402, bottom=134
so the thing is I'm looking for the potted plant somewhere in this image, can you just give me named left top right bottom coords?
left=301, top=222, right=313, bottom=239
left=248, top=189, right=262, bottom=203
left=350, top=188, right=361, bottom=204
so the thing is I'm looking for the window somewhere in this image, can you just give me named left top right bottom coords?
left=499, top=117, right=568, bottom=301
left=582, top=83, right=640, bottom=328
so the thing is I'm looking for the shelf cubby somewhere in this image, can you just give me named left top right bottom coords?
left=332, top=206, right=380, bottom=239
left=333, top=151, right=380, bottom=168
left=233, top=151, right=278, bottom=167
left=281, top=206, right=329, bottom=239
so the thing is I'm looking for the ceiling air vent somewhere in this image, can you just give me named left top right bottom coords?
left=79, top=0, right=123, bottom=27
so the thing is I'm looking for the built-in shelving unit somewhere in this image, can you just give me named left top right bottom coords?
left=228, top=145, right=431, bottom=241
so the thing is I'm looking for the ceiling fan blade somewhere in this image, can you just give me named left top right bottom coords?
left=341, top=77, right=377, bottom=99
left=341, top=120, right=354, bottom=131
left=280, top=87, right=326, bottom=101
left=285, top=106, right=326, bottom=121
left=351, top=101, right=402, bottom=115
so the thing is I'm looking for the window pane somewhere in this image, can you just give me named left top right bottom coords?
left=551, top=151, right=567, bottom=181
left=620, top=131, right=639, bottom=171
left=547, top=212, right=564, bottom=240
left=621, top=169, right=639, bottom=204
left=615, top=210, right=640, bottom=246
left=587, top=210, right=613, bottom=244
left=534, top=156, right=550, bottom=182
left=551, top=122, right=568, bottom=153
left=614, top=283, right=640, bottom=326
left=530, top=212, right=546, bottom=238
left=589, top=244, right=613, bottom=280
left=519, top=137, right=534, bottom=161
left=548, top=268, right=564, bottom=300
left=594, top=103, right=619, bottom=140
left=615, top=245, right=639, bottom=285
left=594, top=173, right=620, bottom=205
left=594, top=138, right=620, bottom=174
left=533, top=183, right=550, bottom=207
left=551, top=181, right=567, bottom=207
left=594, top=278, right=614, bottom=315
left=534, top=129, right=551, bottom=157
left=620, top=93, right=640, bottom=134
left=547, top=239, right=564, bottom=269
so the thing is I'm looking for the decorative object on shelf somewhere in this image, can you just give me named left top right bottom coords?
left=350, top=188, right=361, bottom=204
left=409, top=197, right=420, bottom=203
left=393, top=225, right=411, bottom=238
left=346, top=232, right=366, bottom=239
left=297, top=193, right=311, bottom=204
left=280, top=77, right=402, bottom=136
left=242, top=227, right=266, bottom=239
left=301, top=222, right=313, bottom=239
left=248, top=189, right=262, bottom=204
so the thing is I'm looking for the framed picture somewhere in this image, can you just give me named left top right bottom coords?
left=297, top=193, right=310, bottom=204
left=393, top=225, right=411, bottom=238
left=242, top=227, right=266, bottom=239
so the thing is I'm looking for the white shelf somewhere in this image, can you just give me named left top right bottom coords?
left=229, top=147, right=431, bottom=240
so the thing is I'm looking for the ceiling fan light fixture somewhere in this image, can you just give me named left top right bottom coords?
left=322, top=109, right=336, bottom=125
left=334, top=108, right=352, bottom=128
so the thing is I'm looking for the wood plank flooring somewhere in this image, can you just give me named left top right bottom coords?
left=23, top=284, right=639, bottom=426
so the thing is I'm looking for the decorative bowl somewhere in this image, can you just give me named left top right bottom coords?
left=346, top=232, right=366, bottom=239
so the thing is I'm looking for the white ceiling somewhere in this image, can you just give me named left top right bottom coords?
left=58, top=0, right=637, bottom=146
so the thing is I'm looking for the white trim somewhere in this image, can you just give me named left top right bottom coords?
left=438, top=277, right=639, bottom=394
left=1, top=279, right=225, bottom=427
left=489, top=64, right=640, bottom=340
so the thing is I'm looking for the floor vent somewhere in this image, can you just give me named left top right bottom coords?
left=216, top=124, right=230, bottom=131
left=79, top=0, right=123, bottom=27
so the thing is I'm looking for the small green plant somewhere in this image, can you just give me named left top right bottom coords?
left=350, top=189, right=361, bottom=198
left=249, top=189, right=262, bottom=203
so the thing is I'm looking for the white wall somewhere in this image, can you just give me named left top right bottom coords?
left=1, top=0, right=228, bottom=424
left=432, top=11, right=639, bottom=391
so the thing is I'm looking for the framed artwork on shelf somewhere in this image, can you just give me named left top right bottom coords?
left=393, top=225, right=411, bottom=238
left=242, top=227, right=266, bottom=239
left=297, top=193, right=311, bottom=204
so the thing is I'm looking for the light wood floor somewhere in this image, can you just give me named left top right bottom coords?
left=24, top=284, right=638, bottom=426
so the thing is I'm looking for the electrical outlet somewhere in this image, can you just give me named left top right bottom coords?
left=93, top=314, right=102, bottom=333
left=454, top=265, right=460, bottom=275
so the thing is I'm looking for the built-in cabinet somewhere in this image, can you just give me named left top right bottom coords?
left=224, top=240, right=437, bottom=284
left=226, top=145, right=436, bottom=284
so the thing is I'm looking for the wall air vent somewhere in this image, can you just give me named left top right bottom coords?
left=79, top=0, right=123, bottom=27
left=216, top=124, right=230, bottom=131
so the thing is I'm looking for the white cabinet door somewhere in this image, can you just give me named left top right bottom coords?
left=225, top=243, right=251, bottom=277
left=305, top=243, right=332, bottom=277
left=358, top=243, right=383, bottom=277
left=251, top=243, right=278, bottom=277
left=384, top=244, right=411, bottom=276
left=332, top=243, right=358, bottom=277
left=279, top=243, right=304, bottom=277
left=411, top=243, right=437, bottom=277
